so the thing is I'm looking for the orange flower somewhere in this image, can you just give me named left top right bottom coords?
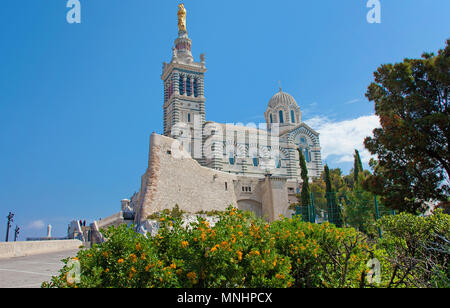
left=117, top=258, right=124, bottom=264
left=187, top=271, right=197, bottom=280
left=237, top=251, right=243, bottom=261
left=181, top=241, right=189, bottom=248
left=104, top=268, right=110, bottom=273
left=136, top=242, right=142, bottom=251
left=170, top=263, right=177, bottom=269
left=210, top=244, right=219, bottom=253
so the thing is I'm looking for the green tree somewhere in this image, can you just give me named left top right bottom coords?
left=353, top=150, right=364, bottom=185
left=378, top=210, right=450, bottom=288
left=324, top=165, right=343, bottom=227
left=298, top=149, right=311, bottom=208
left=364, top=40, right=450, bottom=214
left=342, top=190, right=378, bottom=237
left=296, top=149, right=312, bottom=222
left=309, top=178, right=327, bottom=211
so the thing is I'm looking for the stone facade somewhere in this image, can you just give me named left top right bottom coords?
left=135, top=133, right=238, bottom=222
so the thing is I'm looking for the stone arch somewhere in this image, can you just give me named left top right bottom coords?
left=237, top=199, right=263, bottom=218
left=288, top=126, right=320, bottom=146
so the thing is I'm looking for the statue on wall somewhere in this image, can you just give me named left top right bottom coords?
left=178, top=3, right=187, bottom=32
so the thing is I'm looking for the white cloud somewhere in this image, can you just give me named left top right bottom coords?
left=305, top=115, right=380, bottom=165
left=26, top=220, right=45, bottom=230
left=344, top=98, right=362, bottom=105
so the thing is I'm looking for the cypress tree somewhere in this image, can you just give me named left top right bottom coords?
left=353, top=150, right=364, bottom=185
left=325, top=165, right=342, bottom=227
left=296, top=149, right=311, bottom=222
left=324, top=165, right=333, bottom=193
left=298, top=149, right=311, bottom=207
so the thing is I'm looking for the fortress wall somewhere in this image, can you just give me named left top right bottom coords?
left=137, top=133, right=238, bottom=222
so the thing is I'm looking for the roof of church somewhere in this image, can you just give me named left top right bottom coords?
left=267, top=90, right=299, bottom=109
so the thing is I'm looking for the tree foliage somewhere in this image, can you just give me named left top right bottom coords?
left=298, top=149, right=311, bottom=208
left=353, top=150, right=364, bottom=185
left=377, top=210, right=450, bottom=288
left=364, top=40, right=450, bottom=213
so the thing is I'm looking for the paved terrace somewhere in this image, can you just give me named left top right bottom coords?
left=0, top=250, right=78, bottom=288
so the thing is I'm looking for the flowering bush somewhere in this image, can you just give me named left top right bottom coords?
left=45, top=207, right=442, bottom=288
left=271, top=218, right=377, bottom=288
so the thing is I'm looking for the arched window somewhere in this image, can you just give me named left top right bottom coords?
left=291, top=110, right=295, bottom=123
left=305, top=149, right=311, bottom=163
left=187, top=113, right=191, bottom=123
left=229, top=152, right=235, bottom=165
left=279, top=110, right=284, bottom=124
left=270, top=114, right=273, bottom=123
left=193, top=78, right=198, bottom=97
left=179, top=75, right=185, bottom=95
left=186, top=76, right=192, bottom=96
left=276, top=157, right=281, bottom=168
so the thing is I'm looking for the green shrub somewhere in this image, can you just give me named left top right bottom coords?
left=271, top=217, right=378, bottom=288
left=376, top=210, right=450, bottom=288
left=44, top=207, right=449, bottom=288
left=43, top=207, right=293, bottom=288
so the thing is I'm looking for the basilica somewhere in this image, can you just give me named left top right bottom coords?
left=86, top=4, right=323, bottom=239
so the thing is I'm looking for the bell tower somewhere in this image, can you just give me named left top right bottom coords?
left=161, top=3, right=207, bottom=142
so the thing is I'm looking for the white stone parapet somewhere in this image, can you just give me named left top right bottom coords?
left=0, top=240, right=83, bottom=259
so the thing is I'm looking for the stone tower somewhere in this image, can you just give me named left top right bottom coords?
left=161, top=4, right=206, bottom=159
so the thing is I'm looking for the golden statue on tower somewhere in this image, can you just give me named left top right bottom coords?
left=178, top=3, right=187, bottom=32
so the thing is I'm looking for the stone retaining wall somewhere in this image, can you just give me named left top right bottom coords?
left=0, top=240, right=83, bottom=259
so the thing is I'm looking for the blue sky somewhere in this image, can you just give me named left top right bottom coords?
left=0, top=0, right=449, bottom=240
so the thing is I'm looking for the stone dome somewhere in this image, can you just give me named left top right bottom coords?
left=268, top=90, right=299, bottom=109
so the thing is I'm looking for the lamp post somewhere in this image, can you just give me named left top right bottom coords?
left=5, top=212, right=14, bottom=242
left=14, top=226, right=20, bottom=242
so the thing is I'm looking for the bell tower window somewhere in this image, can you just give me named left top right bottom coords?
left=193, top=78, right=198, bottom=97
left=186, top=76, right=192, bottom=96
left=179, top=75, right=185, bottom=95
left=291, top=110, right=295, bottom=123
